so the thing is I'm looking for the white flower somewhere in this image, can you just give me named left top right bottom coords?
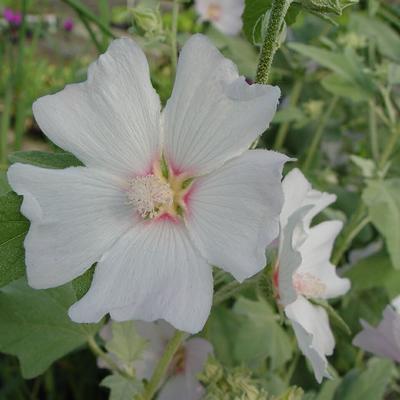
left=100, top=320, right=213, bottom=400
left=274, top=168, right=350, bottom=382
left=8, top=34, right=287, bottom=334
left=195, top=0, right=244, bottom=35
left=353, top=305, right=400, bottom=363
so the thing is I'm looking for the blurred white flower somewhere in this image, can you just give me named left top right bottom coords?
left=353, top=305, right=400, bottom=363
left=8, top=34, right=286, bottom=334
left=274, top=168, right=351, bottom=383
left=100, top=320, right=213, bottom=400
left=195, top=0, right=244, bottom=35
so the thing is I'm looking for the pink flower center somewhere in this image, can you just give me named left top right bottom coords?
left=292, top=272, right=326, bottom=298
left=127, top=157, right=194, bottom=221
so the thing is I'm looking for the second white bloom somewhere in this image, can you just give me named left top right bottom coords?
left=274, top=169, right=351, bottom=382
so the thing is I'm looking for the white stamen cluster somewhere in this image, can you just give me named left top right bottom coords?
left=293, top=272, right=326, bottom=298
left=128, top=175, right=173, bottom=219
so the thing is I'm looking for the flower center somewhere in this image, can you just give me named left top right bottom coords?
left=128, top=175, right=173, bottom=219
left=207, top=4, right=222, bottom=21
left=293, top=272, right=326, bottom=298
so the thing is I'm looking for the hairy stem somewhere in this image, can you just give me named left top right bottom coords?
left=303, top=96, right=338, bottom=173
left=142, top=330, right=186, bottom=399
left=255, top=0, right=291, bottom=84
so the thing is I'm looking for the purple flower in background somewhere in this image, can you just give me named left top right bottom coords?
left=63, top=17, right=74, bottom=32
left=353, top=305, right=400, bottom=363
left=3, top=8, right=22, bottom=26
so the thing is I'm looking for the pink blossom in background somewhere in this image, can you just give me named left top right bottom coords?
left=63, top=17, right=74, bottom=32
left=353, top=306, right=400, bottom=363
left=3, top=8, right=22, bottom=26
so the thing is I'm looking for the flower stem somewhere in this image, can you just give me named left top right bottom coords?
left=255, top=0, right=292, bottom=84
left=303, top=96, right=338, bottom=173
left=142, top=330, right=186, bottom=400
left=170, top=0, right=179, bottom=77
left=0, top=83, right=12, bottom=168
left=62, top=0, right=115, bottom=39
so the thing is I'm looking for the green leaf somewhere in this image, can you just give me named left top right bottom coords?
left=9, top=151, right=83, bottom=169
left=333, top=358, right=394, bottom=400
left=288, top=43, right=375, bottom=95
left=0, top=192, right=29, bottom=288
left=101, top=374, right=143, bottom=400
left=233, top=297, right=292, bottom=369
left=207, top=306, right=242, bottom=366
left=299, top=0, right=357, bottom=16
left=0, top=171, right=11, bottom=195
left=315, top=379, right=342, bottom=400
left=345, top=252, right=400, bottom=298
left=72, top=265, right=96, bottom=300
left=0, top=278, right=100, bottom=378
left=350, top=13, right=400, bottom=62
left=105, top=321, right=148, bottom=365
left=363, top=179, right=400, bottom=269
left=321, top=73, right=366, bottom=102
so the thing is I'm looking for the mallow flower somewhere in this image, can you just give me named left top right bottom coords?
left=8, top=34, right=287, bottom=334
left=195, top=0, right=244, bottom=36
left=100, top=320, right=213, bottom=400
left=274, top=168, right=350, bottom=382
left=353, top=305, right=400, bottom=363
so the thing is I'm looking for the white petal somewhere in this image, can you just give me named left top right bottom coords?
left=299, top=221, right=350, bottom=298
left=186, top=150, right=288, bottom=282
left=68, top=221, right=213, bottom=334
left=158, top=374, right=204, bottom=400
left=353, top=306, right=400, bottom=363
left=33, top=38, right=161, bottom=178
left=281, top=168, right=336, bottom=229
left=285, top=296, right=334, bottom=383
left=7, top=163, right=133, bottom=289
left=162, top=34, right=280, bottom=176
left=278, top=206, right=313, bottom=306
left=185, top=338, right=213, bottom=374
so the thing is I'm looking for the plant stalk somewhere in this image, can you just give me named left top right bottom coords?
left=142, top=330, right=186, bottom=399
left=255, top=0, right=291, bottom=84
left=303, top=96, right=338, bottom=173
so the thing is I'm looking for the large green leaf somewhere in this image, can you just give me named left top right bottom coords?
left=321, top=73, right=366, bottom=102
left=333, top=358, right=394, bottom=400
left=101, top=374, right=143, bottom=400
left=350, top=13, right=400, bottom=62
left=0, top=278, right=100, bottom=378
left=363, top=179, right=400, bottom=269
left=0, top=171, right=11, bottom=195
left=345, top=252, right=400, bottom=298
left=9, top=151, right=83, bottom=169
left=233, top=297, right=292, bottom=369
left=0, top=193, right=29, bottom=288
left=288, top=43, right=375, bottom=96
